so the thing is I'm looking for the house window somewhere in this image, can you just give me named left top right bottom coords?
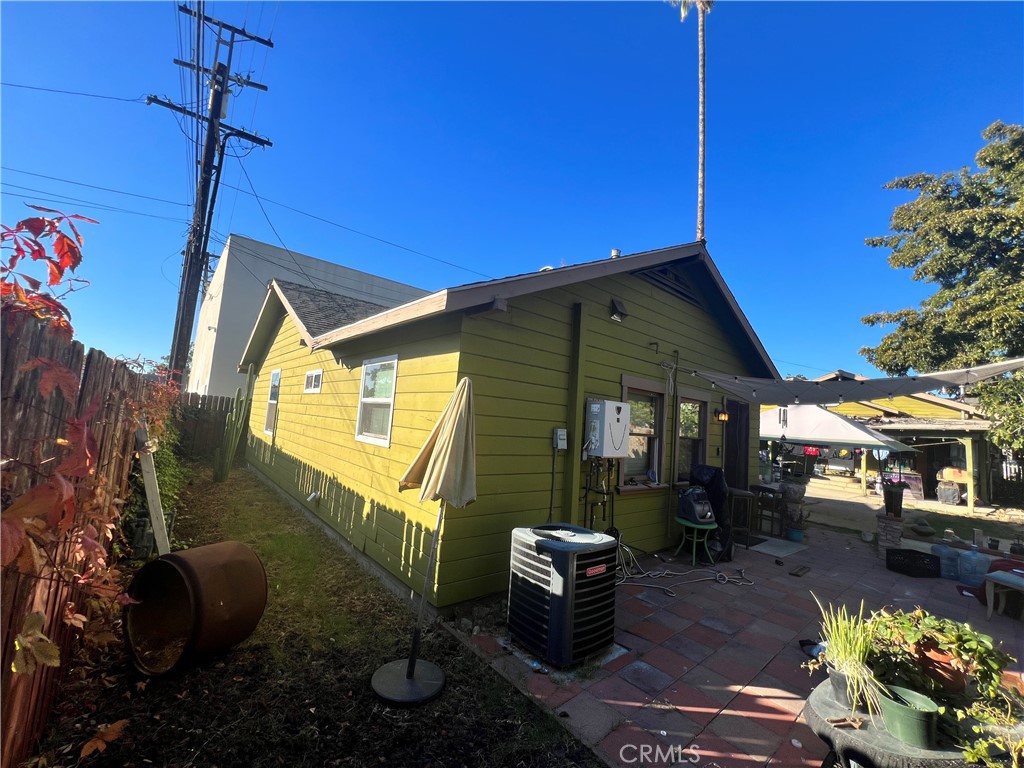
left=264, top=369, right=281, bottom=434
left=624, top=390, right=662, bottom=483
left=356, top=355, right=398, bottom=447
left=304, top=369, right=323, bottom=394
left=676, top=398, right=707, bottom=481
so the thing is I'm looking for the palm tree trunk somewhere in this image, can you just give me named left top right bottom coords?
left=696, top=4, right=707, bottom=241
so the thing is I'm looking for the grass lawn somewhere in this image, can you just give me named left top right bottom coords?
left=33, top=463, right=602, bottom=768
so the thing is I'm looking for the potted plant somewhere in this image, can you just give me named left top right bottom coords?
left=880, top=475, right=910, bottom=518
left=784, top=505, right=809, bottom=542
left=803, top=594, right=886, bottom=717
left=878, top=685, right=941, bottom=749
left=780, top=475, right=810, bottom=541
left=868, top=607, right=1013, bottom=700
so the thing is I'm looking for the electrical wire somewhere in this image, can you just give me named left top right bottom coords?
left=0, top=187, right=190, bottom=224
left=614, top=540, right=754, bottom=596
left=204, top=229, right=420, bottom=306
left=215, top=180, right=494, bottom=281
left=1, top=167, right=190, bottom=207
left=237, top=161, right=318, bottom=289
left=0, top=82, right=147, bottom=103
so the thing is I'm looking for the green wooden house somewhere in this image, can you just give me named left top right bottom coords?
left=239, top=243, right=779, bottom=607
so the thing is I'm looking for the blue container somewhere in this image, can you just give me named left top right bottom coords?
left=930, top=543, right=960, bottom=580
left=958, top=546, right=987, bottom=588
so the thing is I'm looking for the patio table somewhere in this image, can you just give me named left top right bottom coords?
left=985, top=570, right=1024, bottom=620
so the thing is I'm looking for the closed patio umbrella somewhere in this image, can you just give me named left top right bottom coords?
left=373, top=377, right=476, bottom=705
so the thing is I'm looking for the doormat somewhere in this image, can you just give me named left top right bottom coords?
left=750, top=538, right=807, bottom=558
left=733, top=531, right=767, bottom=548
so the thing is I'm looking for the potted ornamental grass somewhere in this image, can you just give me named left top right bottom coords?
left=806, top=600, right=1018, bottom=755
left=804, top=594, right=886, bottom=717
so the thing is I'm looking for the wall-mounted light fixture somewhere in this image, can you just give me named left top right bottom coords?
left=306, top=491, right=320, bottom=503
left=609, top=298, right=629, bottom=322
left=714, top=409, right=730, bottom=423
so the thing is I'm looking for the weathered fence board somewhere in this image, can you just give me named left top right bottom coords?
left=176, top=391, right=233, bottom=457
left=1, top=311, right=146, bottom=768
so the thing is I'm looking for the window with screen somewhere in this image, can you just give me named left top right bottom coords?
left=676, top=399, right=707, bottom=482
left=356, top=355, right=398, bottom=446
left=264, top=369, right=281, bottom=434
left=624, top=390, right=662, bottom=483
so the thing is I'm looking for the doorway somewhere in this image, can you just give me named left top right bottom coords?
left=723, top=399, right=750, bottom=489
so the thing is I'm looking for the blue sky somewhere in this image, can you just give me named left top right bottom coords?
left=2, top=1, right=1022, bottom=379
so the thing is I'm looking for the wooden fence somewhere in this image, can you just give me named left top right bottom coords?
left=176, top=391, right=234, bottom=457
left=1, top=311, right=146, bottom=768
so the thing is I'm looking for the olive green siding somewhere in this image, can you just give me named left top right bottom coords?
left=247, top=311, right=465, bottom=603
left=247, top=271, right=763, bottom=606
left=447, top=274, right=758, bottom=600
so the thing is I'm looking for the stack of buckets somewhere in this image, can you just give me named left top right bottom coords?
left=931, top=539, right=989, bottom=587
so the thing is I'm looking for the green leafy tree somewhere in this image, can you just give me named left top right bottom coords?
left=861, top=121, right=1024, bottom=450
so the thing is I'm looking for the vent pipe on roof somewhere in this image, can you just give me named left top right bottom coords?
left=610, top=249, right=621, bottom=259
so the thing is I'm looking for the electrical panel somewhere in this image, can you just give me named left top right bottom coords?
left=585, top=399, right=630, bottom=458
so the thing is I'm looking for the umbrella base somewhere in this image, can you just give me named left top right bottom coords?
left=371, top=658, right=445, bottom=705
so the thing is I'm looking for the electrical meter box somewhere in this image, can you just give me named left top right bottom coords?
left=585, top=399, right=630, bottom=458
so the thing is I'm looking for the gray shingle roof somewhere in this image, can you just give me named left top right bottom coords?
left=275, top=280, right=388, bottom=338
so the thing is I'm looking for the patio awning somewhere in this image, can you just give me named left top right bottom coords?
left=693, top=357, right=1024, bottom=406
left=760, top=404, right=917, bottom=452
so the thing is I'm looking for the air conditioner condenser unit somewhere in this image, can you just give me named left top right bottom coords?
left=507, top=523, right=617, bottom=667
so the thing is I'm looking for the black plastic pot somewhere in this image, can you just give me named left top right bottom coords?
left=125, top=541, right=267, bottom=676
left=882, top=485, right=905, bottom=517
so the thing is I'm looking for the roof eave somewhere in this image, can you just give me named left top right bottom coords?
left=237, top=279, right=315, bottom=372
left=310, top=242, right=776, bottom=376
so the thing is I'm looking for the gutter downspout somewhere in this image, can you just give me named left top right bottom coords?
left=664, top=350, right=680, bottom=541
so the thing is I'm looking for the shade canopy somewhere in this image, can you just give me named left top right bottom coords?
left=760, top=404, right=916, bottom=452
left=399, top=377, right=477, bottom=509
left=694, top=357, right=1024, bottom=406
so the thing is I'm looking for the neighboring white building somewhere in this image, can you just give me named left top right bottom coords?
left=188, top=234, right=428, bottom=397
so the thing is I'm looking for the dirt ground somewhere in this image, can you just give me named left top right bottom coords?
left=30, top=465, right=603, bottom=768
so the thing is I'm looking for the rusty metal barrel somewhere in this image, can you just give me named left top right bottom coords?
left=124, top=541, right=267, bottom=676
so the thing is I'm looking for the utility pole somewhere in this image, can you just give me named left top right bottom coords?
left=148, top=3, right=273, bottom=387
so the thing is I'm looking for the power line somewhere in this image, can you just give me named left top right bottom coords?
left=237, top=161, right=318, bottom=289
left=3, top=168, right=492, bottom=282
left=0, top=187, right=190, bottom=224
left=206, top=230, right=425, bottom=306
left=0, top=81, right=146, bottom=103
left=218, top=179, right=494, bottom=280
left=2, top=167, right=190, bottom=207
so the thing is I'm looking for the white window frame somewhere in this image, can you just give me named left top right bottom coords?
left=303, top=368, right=323, bottom=394
left=355, top=355, right=398, bottom=447
left=264, top=369, right=282, bottom=435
